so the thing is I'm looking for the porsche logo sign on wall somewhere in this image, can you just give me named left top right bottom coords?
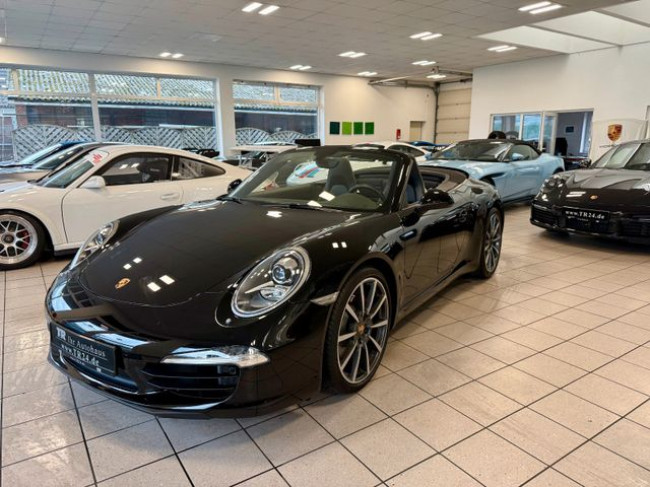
left=607, top=124, right=623, bottom=142
left=115, top=278, right=131, bottom=290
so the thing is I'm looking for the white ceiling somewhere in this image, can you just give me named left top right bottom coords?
left=480, top=0, right=650, bottom=56
left=0, top=0, right=643, bottom=82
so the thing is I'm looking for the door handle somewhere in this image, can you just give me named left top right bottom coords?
left=161, top=193, right=180, bottom=201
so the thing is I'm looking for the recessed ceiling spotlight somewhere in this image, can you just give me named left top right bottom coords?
left=488, top=45, right=517, bottom=52
left=410, top=31, right=432, bottom=39
left=518, top=1, right=551, bottom=11
left=259, top=4, right=279, bottom=15
left=242, top=2, right=263, bottom=12
left=171, top=53, right=184, bottom=59
left=358, top=71, right=378, bottom=76
left=427, top=74, right=447, bottom=79
left=530, top=3, right=562, bottom=14
left=159, top=52, right=172, bottom=57
left=412, top=60, right=436, bottom=66
left=290, top=65, right=312, bottom=70
left=421, top=33, right=442, bottom=40
left=339, top=51, right=366, bottom=58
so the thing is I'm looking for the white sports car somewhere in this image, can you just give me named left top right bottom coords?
left=0, top=145, right=250, bottom=269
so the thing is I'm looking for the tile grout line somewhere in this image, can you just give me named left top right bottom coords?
left=153, top=417, right=196, bottom=487
left=69, top=378, right=100, bottom=486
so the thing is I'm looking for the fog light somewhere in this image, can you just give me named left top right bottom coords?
left=161, top=346, right=269, bottom=368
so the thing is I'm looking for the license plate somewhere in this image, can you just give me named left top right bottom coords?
left=564, top=208, right=610, bottom=222
left=52, top=325, right=117, bottom=375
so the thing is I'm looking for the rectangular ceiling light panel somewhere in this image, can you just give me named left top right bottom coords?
left=479, top=25, right=612, bottom=53
left=535, top=11, right=650, bottom=45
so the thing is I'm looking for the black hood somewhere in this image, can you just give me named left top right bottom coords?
left=551, top=169, right=650, bottom=210
left=79, top=200, right=363, bottom=306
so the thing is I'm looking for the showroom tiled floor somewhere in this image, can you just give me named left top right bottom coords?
left=1, top=205, right=650, bottom=486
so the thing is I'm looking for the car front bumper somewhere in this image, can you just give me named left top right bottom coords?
left=46, top=274, right=328, bottom=418
left=530, top=202, right=650, bottom=244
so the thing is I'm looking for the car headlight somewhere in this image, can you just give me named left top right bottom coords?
left=541, top=176, right=562, bottom=192
left=232, top=247, right=310, bottom=318
left=70, top=221, right=118, bottom=270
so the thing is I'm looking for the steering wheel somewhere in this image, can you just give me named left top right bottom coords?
left=348, top=184, right=384, bottom=200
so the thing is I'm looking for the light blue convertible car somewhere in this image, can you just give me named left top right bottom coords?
left=422, top=139, right=564, bottom=203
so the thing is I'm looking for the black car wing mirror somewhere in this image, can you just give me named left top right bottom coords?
left=418, top=188, right=454, bottom=209
left=227, top=178, right=243, bottom=193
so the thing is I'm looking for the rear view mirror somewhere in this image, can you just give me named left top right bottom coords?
left=80, top=176, right=106, bottom=189
left=228, top=178, right=243, bottom=193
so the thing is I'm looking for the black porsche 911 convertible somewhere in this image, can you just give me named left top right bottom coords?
left=47, top=145, right=503, bottom=417
left=531, top=139, right=650, bottom=243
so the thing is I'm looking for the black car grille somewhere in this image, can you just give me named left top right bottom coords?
left=564, top=218, right=610, bottom=234
left=620, top=219, right=650, bottom=237
left=58, top=348, right=139, bottom=393
left=141, top=363, right=240, bottom=401
left=532, top=206, right=557, bottom=225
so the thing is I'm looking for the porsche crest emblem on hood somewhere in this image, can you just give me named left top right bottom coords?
left=590, top=195, right=599, bottom=200
left=115, top=278, right=131, bottom=290
left=607, top=124, right=622, bottom=142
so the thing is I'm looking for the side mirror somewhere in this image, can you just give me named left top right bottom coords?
left=80, top=175, right=106, bottom=189
left=227, top=178, right=243, bottom=193
left=510, top=153, right=525, bottom=162
left=420, top=188, right=454, bottom=207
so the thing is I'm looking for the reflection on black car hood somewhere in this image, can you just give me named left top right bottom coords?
left=79, top=200, right=362, bottom=306
left=553, top=169, right=650, bottom=209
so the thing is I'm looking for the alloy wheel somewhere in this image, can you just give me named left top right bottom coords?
left=0, top=215, right=39, bottom=266
left=483, top=210, right=502, bottom=274
left=336, top=277, right=390, bottom=384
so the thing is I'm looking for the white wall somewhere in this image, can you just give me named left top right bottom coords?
left=469, top=43, right=650, bottom=139
left=0, top=46, right=435, bottom=155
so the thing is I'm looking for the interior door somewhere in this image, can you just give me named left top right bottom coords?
left=409, top=121, right=424, bottom=141
left=62, top=153, right=183, bottom=244
left=506, top=144, right=543, bottom=199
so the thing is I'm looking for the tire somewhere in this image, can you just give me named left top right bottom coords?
left=475, top=207, right=503, bottom=279
left=0, top=211, right=46, bottom=270
left=324, top=267, right=392, bottom=393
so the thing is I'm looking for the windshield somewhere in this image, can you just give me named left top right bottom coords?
left=31, top=144, right=89, bottom=171
left=11, top=144, right=65, bottom=166
left=38, top=150, right=108, bottom=188
left=433, top=141, right=510, bottom=162
left=593, top=143, right=650, bottom=171
left=230, top=147, right=402, bottom=212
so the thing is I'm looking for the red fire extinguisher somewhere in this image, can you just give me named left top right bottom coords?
left=396, top=129, right=401, bottom=140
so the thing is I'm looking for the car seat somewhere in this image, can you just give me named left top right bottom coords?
left=325, top=157, right=355, bottom=196
left=140, top=158, right=170, bottom=183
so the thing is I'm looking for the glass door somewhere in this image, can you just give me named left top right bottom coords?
left=541, top=112, right=557, bottom=154
left=521, top=113, right=542, bottom=147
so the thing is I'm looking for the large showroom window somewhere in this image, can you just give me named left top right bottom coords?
left=0, top=67, right=218, bottom=161
left=491, top=110, right=593, bottom=157
left=233, top=81, right=320, bottom=145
